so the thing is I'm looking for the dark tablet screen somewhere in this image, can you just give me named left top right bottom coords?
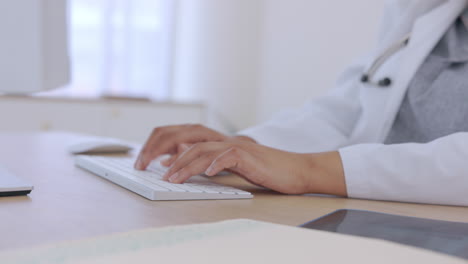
left=300, top=209, right=468, bottom=260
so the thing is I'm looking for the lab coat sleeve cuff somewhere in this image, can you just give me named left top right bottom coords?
left=338, top=145, right=373, bottom=199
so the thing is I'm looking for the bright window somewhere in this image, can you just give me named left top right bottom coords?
left=43, top=0, right=175, bottom=100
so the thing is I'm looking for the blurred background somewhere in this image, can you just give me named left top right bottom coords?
left=0, top=0, right=384, bottom=142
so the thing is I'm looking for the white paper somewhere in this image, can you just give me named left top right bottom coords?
left=1, top=219, right=465, bottom=264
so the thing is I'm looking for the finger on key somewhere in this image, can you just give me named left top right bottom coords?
left=163, top=142, right=221, bottom=180
left=136, top=126, right=192, bottom=170
left=167, top=155, right=218, bottom=184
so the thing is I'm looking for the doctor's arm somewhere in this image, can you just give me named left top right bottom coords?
left=162, top=132, right=468, bottom=206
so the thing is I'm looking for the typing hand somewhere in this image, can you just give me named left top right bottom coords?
left=161, top=141, right=347, bottom=196
left=134, top=124, right=255, bottom=170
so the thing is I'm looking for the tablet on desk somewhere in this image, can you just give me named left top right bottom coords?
left=0, top=166, right=33, bottom=197
left=300, top=209, right=468, bottom=260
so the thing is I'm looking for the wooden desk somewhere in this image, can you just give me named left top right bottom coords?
left=1, top=132, right=467, bottom=251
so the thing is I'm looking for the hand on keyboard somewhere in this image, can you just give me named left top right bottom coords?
left=161, top=140, right=347, bottom=196
left=134, top=124, right=255, bottom=171
left=133, top=123, right=347, bottom=197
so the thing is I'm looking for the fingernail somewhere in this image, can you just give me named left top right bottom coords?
left=135, top=159, right=143, bottom=170
left=168, top=172, right=179, bottom=183
left=205, top=166, right=215, bottom=176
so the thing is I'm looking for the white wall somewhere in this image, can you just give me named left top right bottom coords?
left=0, top=0, right=69, bottom=94
left=256, top=0, right=385, bottom=122
left=171, top=0, right=385, bottom=130
left=0, top=1, right=386, bottom=139
left=172, top=0, right=263, bottom=132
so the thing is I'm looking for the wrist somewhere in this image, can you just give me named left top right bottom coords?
left=303, top=151, right=347, bottom=196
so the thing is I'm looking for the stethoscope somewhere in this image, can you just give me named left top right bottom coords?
left=360, top=33, right=411, bottom=87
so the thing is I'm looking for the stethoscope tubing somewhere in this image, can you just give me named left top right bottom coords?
left=361, top=32, right=411, bottom=87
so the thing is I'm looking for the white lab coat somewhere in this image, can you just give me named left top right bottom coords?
left=239, top=0, right=468, bottom=206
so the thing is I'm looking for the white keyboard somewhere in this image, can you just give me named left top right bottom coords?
left=75, top=155, right=253, bottom=200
